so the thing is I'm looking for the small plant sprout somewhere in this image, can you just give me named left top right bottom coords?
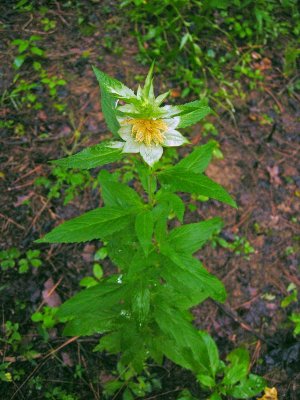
left=36, top=65, right=266, bottom=399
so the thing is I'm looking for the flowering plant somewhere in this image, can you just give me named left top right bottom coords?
left=36, top=66, right=265, bottom=399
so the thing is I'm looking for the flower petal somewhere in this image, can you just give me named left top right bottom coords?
left=123, top=137, right=140, bottom=153
left=109, top=141, right=124, bottom=149
left=161, top=104, right=181, bottom=117
left=116, top=116, right=127, bottom=124
left=118, top=125, right=132, bottom=141
left=140, top=144, right=163, bottom=166
left=163, top=116, right=180, bottom=129
left=163, top=129, right=187, bottom=146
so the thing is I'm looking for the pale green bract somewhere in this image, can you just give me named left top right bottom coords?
left=35, top=64, right=265, bottom=399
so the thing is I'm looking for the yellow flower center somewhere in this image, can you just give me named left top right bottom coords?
left=126, top=118, right=168, bottom=146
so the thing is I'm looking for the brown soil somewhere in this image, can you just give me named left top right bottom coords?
left=0, top=1, right=299, bottom=399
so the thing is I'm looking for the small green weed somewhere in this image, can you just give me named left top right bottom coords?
left=123, top=0, right=300, bottom=102
left=31, top=306, right=58, bottom=330
left=0, top=248, right=42, bottom=273
left=41, top=17, right=57, bottom=32
left=12, top=35, right=44, bottom=70
left=213, top=233, right=255, bottom=260
left=290, top=313, right=300, bottom=336
left=103, top=362, right=161, bottom=400
left=35, top=166, right=94, bottom=205
left=45, top=386, right=79, bottom=400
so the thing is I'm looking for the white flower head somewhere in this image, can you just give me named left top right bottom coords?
left=116, top=112, right=187, bottom=166
left=107, top=63, right=188, bottom=166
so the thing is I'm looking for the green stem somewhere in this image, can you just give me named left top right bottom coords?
left=147, top=166, right=157, bottom=207
left=147, top=171, right=153, bottom=206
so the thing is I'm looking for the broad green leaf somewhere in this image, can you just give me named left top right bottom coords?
left=57, top=281, right=128, bottom=336
left=178, top=99, right=209, bottom=111
left=222, top=348, right=250, bottom=386
left=158, top=168, right=237, bottom=208
left=176, top=141, right=216, bottom=174
left=177, top=107, right=211, bottom=128
left=93, top=66, right=136, bottom=135
left=161, top=251, right=226, bottom=303
left=52, top=142, right=123, bottom=170
left=154, top=304, right=210, bottom=374
left=156, top=337, right=196, bottom=371
left=156, top=190, right=185, bottom=222
left=92, top=66, right=136, bottom=102
left=198, top=331, right=220, bottom=377
left=135, top=210, right=154, bottom=256
left=131, top=282, right=150, bottom=323
left=228, top=374, right=266, bottom=398
left=106, top=225, right=137, bottom=271
left=36, top=207, right=136, bottom=243
left=152, top=204, right=169, bottom=243
left=167, top=217, right=223, bottom=254
left=98, top=170, right=143, bottom=208
left=100, top=86, right=120, bottom=135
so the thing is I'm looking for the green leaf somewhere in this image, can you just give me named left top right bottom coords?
left=198, top=331, right=220, bottom=377
left=161, top=251, right=226, bottom=303
left=154, top=303, right=222, bottom=377
left=158, top=168, right=237, bottom=208
left=176, top=141, right=216, bottom=174
left=30, top=46, right=44, bottom=56
left=156, top=191, right=185, bottom=222
left=106, top=225, right=137, bottom=271
left=180, top=32, right=191, bottom=50
left=57, top=280, right=128, bottom=336
left=154, top=305, right=210, bottom=374
left=142, top=61, right=155, bottom=100
left=52, top=142, right=123, bottom=170
left=131, top=282, right=150, bottom=323
left=13, top=55, right=25, bottom=69
left=177, top=101, right=212, bottom=128
left=92, top=66, right=135, bottom=99
left=228, top=374, right=266, bottom=399
left=197, top=373, right=215, bottom=388
left=222, top=348, right=250, bottom=386
left=209, top=393, right=222, bottom=400
left=93, top=263, right=103, bottom=280
left=36, top=207, right=136, bottom=243
left=100, top=86, right=120, bottom=135
left=79, top=276, right=98, bottom=288
left=135, top=210, right=154, bottom=256
left=98, top=170, right=143, bottom=208
left=167, top=217, right=223, bottom=254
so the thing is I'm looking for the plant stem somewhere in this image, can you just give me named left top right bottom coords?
left=147, top=168, right=155, bottom=206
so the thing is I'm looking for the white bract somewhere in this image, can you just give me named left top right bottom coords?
left=115, top=110, right=186, bottom=166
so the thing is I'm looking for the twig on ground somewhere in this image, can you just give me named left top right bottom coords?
left=0, top=212, right=25, bottom=230
left=212, top=300, right=268, bottom=343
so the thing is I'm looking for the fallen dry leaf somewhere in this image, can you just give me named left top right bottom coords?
left=257, top=387, right=278, bottom=400
left=42, top=278, right=62, bottom=307
left=267, top=165, right=282, bottom=186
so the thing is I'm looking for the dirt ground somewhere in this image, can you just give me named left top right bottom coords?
left=1, top=1, right=300, bottom=399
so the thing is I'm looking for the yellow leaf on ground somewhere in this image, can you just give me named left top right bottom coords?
left=257, top=387, right=278, bottom=400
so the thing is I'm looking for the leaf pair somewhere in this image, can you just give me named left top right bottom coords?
left=158, top=140, right=237, bottom=208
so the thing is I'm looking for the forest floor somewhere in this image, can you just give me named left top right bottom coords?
left=0, top=1, right=300, bottom=399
